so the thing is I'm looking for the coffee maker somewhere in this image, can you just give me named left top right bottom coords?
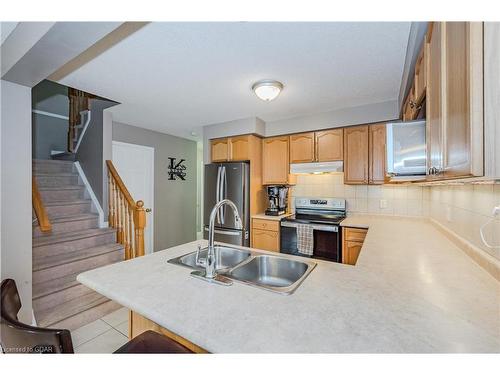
left=265, top=185, right=289, bottom=216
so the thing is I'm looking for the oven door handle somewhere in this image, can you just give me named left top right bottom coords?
left=280, top=221, right=338, bottom=232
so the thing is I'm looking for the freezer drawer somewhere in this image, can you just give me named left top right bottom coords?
left=203, top=225, right=249, bottom=247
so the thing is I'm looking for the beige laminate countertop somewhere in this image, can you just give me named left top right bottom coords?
left=78, top=215, right=500, bottom=353
left=251, top=213, right=292, bottom=221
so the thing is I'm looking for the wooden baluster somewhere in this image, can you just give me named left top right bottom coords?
left=128, top=208, right=134, bottom=259
left=117, top=191, right=122, bottom=243
left=112, top=178, right=118, bottom=230
left=108, top=171, right=114, bottom=227
left=120, top=192, right=125, bottom=244
left=134, top=200, right=146, bottom=257
left=123, top=197, right=130, bottom=259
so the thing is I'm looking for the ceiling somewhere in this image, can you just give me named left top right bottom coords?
left=59, top=22, right=411, bottom=140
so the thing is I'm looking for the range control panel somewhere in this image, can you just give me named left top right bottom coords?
left=294, top=197, right=346, bottom=210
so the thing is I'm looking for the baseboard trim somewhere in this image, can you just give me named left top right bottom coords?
left=429, top=218, right=500, bottom=281
left=74, top=161, right=106, bottom=228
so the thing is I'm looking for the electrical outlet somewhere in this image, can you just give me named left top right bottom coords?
left=379, top=199, right=388, bottom=209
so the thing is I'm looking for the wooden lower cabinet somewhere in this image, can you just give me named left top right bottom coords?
left=129, top=310, right=208, bottom=353
left=343, top=241, right=363, bottom=265
left=251, top=218, right=280, bottom=252
left=342, top=227, right=367, bottom=265
left=252, top=229, right=279, bottom=252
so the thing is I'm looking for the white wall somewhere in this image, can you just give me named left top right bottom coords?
left=265, top=100, right=399, bottom=136
left=0, top=80, right=33, bottom=323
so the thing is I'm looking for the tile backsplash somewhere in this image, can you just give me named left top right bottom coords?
left=290, top=173, right=500, bottom=260
left=424, top=184, right=500, bottom=260
left=290, top=173, right=425, bottom=217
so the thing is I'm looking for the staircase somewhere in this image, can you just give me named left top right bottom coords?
left=32, top=159, right=124, bottom=330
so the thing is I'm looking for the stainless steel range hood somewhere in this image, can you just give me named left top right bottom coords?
left=290, top=161, right=344, bottom=174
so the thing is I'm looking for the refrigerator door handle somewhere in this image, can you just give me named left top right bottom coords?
left=203, top=227, right=242, bottom=236
left=220, top=166, right=226, bottom=224
left=215, top=165, right=221, bottom=224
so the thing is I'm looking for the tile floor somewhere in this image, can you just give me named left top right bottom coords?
left=72, top=307, right=129, bottom=353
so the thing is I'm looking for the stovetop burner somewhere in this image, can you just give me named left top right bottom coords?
left=282, top=213, right=346, bottom=225
left=282, top=197, right=347, bottom=226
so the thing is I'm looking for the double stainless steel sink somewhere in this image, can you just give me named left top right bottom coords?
left=167, top=245, right=316, bottom=295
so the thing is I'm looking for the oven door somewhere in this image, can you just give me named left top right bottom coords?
left=280, top=221, right=342, bottom=262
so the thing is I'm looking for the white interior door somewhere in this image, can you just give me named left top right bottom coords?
left=112, top=141, right=154, bottom=254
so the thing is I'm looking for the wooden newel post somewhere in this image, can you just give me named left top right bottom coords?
left=134, top=200, right=146, bottom=257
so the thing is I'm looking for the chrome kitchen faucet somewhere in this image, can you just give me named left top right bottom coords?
left=193, top=199, right=243, bottom=281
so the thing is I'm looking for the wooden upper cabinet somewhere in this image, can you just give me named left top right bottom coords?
left=343, top=125, right=369, bottom=184
left=402, top=85, right=418, bottom=121
left=211, top=138, right=229, bottom=162
left=262, top=136, right=289, bottom=184
left=414, top=45, right=426, bottom=103
left=289, top=132, right=315, bottom=163
left=369, top=124, right=386, bottom=184
left=315, top=129, right=343, bottom=162
left=441, top=22, right=483, bottom=178
left=425, top=22, right=484, bottom=180
left=229, top=135, right=250, bottom=161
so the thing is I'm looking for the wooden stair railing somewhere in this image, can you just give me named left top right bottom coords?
left=106, top=160, right=146, bottom=259
left=32, top=179, right=52, bottom=232
left=68, top=88, right=90, bottom=153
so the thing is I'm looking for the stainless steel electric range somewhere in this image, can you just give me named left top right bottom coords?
left=280, top=197, right=346, bottom=262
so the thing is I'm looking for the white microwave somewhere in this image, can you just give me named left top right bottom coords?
left=386, top=120, right=426, bottom=176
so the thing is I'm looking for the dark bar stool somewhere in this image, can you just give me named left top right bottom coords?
left=1, top=279, right=194, bottom=354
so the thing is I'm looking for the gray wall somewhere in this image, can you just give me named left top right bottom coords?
left=112, top=122, right=198, bottom=251
left=32, top=80, right=68, bottom=116
left=32, top=113, right=67, bottom=159
left=31, top=80, right=69, bottom=160
left=1, top=80, right=33, bottom=323
left=76, top=98, right=116, bottom=207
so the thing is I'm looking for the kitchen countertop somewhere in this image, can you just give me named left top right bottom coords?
left=251, top=212, right=292, bottom=221
left=77, top=215, right=500, bottom=353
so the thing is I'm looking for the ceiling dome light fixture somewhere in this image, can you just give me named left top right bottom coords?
left=252, top=79, right=283, bottom=102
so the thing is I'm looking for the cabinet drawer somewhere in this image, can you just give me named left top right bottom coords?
left=252, top=229, right=280, bottom=252
left=252, top=218, right=280, bottom=232
left=344, top=227, right=367, bottom=242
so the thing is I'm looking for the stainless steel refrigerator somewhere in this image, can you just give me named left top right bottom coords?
left=204, top=162, right=250, bottom=246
